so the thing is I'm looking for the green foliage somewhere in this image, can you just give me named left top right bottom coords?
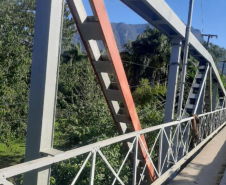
left=0, top=0, right=35, bottom=145
left=54, top=45, right=115, bottom=150
left=203, top=42, right=226, bottom=63
left=2, top=1, right=226, bottom=184
left=0, top=139, right=25, bottom=184
left=62, top=4, right=77, bottom=51
left=220, top=75, right=226, bottom=89
left=51, top=46, right=125, bottom=184
left=132, top=79, right=167, bottom=128
left=121, top=27, right=171, bottom=87
left=0, top=0, right=76, bottom=146
left=51, top=144, right=132, bottom=185
left=133, top=79, right=167, bottom=106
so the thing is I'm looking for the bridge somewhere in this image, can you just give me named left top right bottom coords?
left=0, top=0, right=226, bottom=185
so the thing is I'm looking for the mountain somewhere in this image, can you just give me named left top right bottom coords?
left=73, top=22, right=204, bottom=51
left=110, top=23, right=148, bottom=51
left=191, top=28, right=204, bottom=43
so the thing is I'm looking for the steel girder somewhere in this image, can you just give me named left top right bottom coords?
left=120, top=0, right=226, bottom=96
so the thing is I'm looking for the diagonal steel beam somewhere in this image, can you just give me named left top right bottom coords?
left=193, top=65, right=209, bottom=114
left=66, top=0, right=155, bottom=181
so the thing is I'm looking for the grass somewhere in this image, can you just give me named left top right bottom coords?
left=0, top=133, right=64, bottom=185
left=0, top=138, right=25, bottom=169
left=0, top=130, right=63, bottom=170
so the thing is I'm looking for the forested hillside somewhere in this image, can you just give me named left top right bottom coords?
left=73, top=22, right=204, bottom=52
left=0, top=0, right=226, bottom=184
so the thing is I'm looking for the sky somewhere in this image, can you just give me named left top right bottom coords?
left=82, top=0, right=226, bottom=48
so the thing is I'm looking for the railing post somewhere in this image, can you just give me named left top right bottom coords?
left=23, top=0, right=64, bottom=185
left=209, top=67, right=213, bottom=111
left=132, top=137, right=138, bottom=185
left=90, top=151, right=97, bottom=185
left=212, top=82, right=218, bottom=110
left=197, top=83, right=206, bottom=114
left=158, top=129, right=164, bottom=174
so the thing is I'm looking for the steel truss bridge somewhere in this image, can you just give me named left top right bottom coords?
left=0, top=0, right=226, bottom=185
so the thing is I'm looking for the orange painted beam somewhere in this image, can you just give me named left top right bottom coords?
left=92, top=0, right=156, bottom=181
left=67, top=0, right=156, bottom=181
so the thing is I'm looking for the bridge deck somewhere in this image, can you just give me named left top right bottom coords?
left=169, top=126, right=226, bottom=185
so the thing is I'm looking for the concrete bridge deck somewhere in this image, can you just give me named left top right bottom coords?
left=169, top=126, right=226, bottom=185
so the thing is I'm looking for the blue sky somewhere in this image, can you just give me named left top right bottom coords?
left=82, top=0, right=226, bottom=48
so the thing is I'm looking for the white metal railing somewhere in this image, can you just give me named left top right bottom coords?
left=0, top=108, right=226, bottom=185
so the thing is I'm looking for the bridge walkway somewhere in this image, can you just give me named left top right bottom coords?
left=169, top=126, right=226, bottom=185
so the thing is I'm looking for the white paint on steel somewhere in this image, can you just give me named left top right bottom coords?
left=194, top=65, right=210, bottom=114
left=164, top=38, right=182, bottom=122
left=152, top=122, right=226, bottom=185
left=98, top=150, right=125, bottom=185
left=0, top=109, right=225, bottom=183
left=177, top=0, right=195, bottom=119
left=23, top=0, right=64, bottom=184
left=71, top=152, right=92, bottom=185
left=112, top=137, right=136, bottom=185
left=89, top=151, right=96, bottom=185
left=132, top=137, right=138, bottom=185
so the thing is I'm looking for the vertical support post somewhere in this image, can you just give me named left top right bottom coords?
left=222, top=61, right=225, bottom=75
left=158, top=129, right=164, bottom=174
left=90, top=151, right=97, bottom=185
left=160, top=38, right=181, bottom=173
left=174, top=125, right=180, bottom=162
left=212, top=82, right=218, bottom=111
left=209, top=67, right=213, bottom=111
left=177, top=0, right=195, bottom=119
left=132, top=137, right=138, bottom=185
left=197, top=83, right=206, bottom=114
left=164, top=38, right=182, bottom=123
left=204, top=66, right=213, bottom=112
left=23, top=0, right=64, bottom=185
left=195, top=64, right=209, bottom=114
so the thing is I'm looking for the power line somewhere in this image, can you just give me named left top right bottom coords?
left=139, top=102, right=166, bottom=118
left=200, top=0, right=204, bottom=33
left=137, top=100, right=166, bottom=115
left=129, top=78, right=168, bottom=88
left=123, top=60, right=166, bottom=70
left=0, top=101, right=29, bottom=106
left=0, top=118, right=28, bottom=124
left=137, top=92, right=181, bottom=116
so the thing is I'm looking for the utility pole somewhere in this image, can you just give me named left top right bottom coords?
left=201, top=34, right=218, bottom=47
left=177, top=0, right=195, bottom=119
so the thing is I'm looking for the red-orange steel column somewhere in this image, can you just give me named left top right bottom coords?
left=91, top=0, right=155, bottom=180
left=66, top=0, right=156, bottom=181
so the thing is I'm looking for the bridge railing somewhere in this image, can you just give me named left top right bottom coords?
left=0, top=108, right=226, bottom=185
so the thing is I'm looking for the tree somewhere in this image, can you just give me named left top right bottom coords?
left=55, top=44, right=116, bottom=149
left=203, top=41, right=226, bottom=63
left=51, top=44, right=133, bottom=185
left=0, top=0, right=76, bottom=146
left=0, top=0, right=35, bottom=146
left=132, top=79, right=167, bottom=128
left=121, top=27, right=171, bottom=88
